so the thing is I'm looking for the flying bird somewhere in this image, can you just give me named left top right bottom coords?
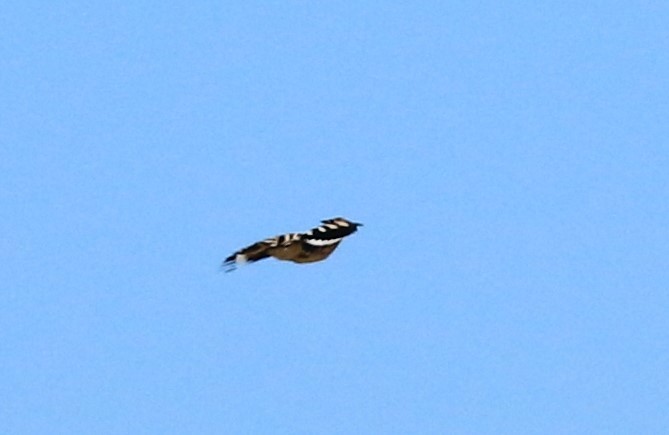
left=222, top=217, right=362, bottom=272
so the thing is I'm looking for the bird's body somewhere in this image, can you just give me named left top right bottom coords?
left=222, top=217, right=362, bottom=271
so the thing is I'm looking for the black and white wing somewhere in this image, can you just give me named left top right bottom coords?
left=301, top=218, right=361, bottom=248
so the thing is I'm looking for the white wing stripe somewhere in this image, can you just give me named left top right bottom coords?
left=304, top=237, right=342, bottom=246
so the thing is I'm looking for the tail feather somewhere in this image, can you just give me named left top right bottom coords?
left=221, top=241, right=272, bottom=272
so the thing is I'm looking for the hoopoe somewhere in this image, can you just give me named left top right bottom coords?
left=222, top=217, right=362, bottom=272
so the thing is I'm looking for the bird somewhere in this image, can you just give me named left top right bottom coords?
left=222, top=217, right=362, bottom=272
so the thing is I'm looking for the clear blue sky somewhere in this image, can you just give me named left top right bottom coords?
left=2, top=2, right=668, bottom=434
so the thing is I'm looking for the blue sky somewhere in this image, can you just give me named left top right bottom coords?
left=2, top=2, right=668, bottom=434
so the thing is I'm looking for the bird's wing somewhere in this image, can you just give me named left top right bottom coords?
left=301, top=222, right=357, bottom=246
